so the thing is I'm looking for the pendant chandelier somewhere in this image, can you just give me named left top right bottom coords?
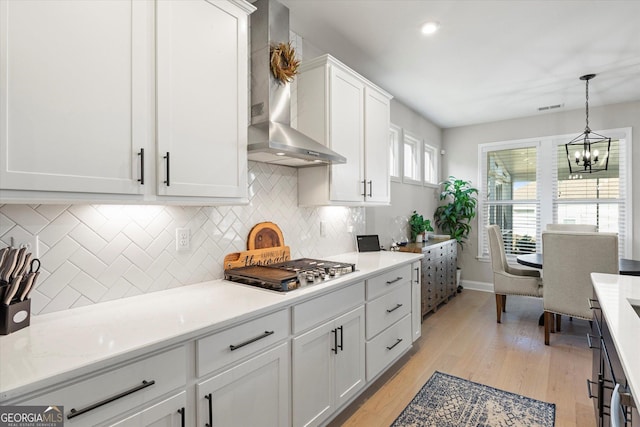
left=565, top=74, right=611, bottom=174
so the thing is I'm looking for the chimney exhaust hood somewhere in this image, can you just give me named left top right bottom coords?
left=248, top=0, right=346, bottom=167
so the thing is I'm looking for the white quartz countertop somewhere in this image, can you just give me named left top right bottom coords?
left=0, top=251, right=422, bottom=401
left=591, top=273, right=640, bottom=405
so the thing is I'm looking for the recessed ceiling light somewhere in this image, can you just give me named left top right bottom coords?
left=421, top=21, right=440, bottom=35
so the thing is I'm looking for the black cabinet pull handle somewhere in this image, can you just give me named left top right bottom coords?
left=361, top=180, right=367, bottom=197
left=367, top=180, right=372, bottom=197
left=586, top=379, right=598, bottom=399
left=205, top=393, right=212, bottom=427
left=586, top=333, right=600, bottom=349
left=67, top=380, right=155, bottom=419
left=337, top=326, right=343, bottom=352
left=386, top=338, right=403, bottom=350
left=331, top=328, right=338, bottom=354
left=177, top=407, right=185, bottom=427
left=386, top=303, right=403, bottom=313
left=137, top=148, right=144, bottom=185
left=229, top=330, right=274, bottom=351
left=414, top=267, right=420, bottom=283
left=386, top=277, right=403, bottom=285
left=163, top=152, right=170, bottom=186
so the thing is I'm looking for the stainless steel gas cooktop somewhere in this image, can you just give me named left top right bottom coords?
left=224, top=258, right=356, bottom=292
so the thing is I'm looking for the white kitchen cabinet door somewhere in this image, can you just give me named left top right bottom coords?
left=0, top=0, right=151, bottom=195
left=363, top=86, right=391, bottom=204
left=196, top=342, right=290, bottom=427
left=156, top=0, right=249, bottom=199
left=333, top=306, right=365, bottom=409
left=292, top=305, right=365, bottom=427
left=106, top=392, right=186, bottom=427
left=328, top=66, right=365, bottom=202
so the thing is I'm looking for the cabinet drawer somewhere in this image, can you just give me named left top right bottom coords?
left=293, top=281, right=364, bottom=334
left=197, top=309, right=289, bottom=377
left=366, top=282, right=411, bottom=340
left=365, top=314, right=412, bottom=381
left=366, top=265, right=411, bottom=300
left=19, top=346, right=186, bottom=425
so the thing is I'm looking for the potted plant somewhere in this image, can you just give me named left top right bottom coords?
left=409, top=211, right=434, bottom=243
left=433, top=177, right=478, bottom=291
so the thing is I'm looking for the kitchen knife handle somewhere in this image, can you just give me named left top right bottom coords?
left=163, top=152, right=170, bottom=186
left=229, top=330, right=274, bottom=351
left=138, top=148, right=145, bottom=185
left=67, top=380, right=155, bottom=419
left=205, top=393, right=213, bottom=427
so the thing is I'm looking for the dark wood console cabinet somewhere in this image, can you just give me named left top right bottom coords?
left=399, top=239, right=457, bottom=317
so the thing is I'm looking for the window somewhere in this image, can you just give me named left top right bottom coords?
left=403, top=131, right=421, bottom=184
left=389, top=124, right=401, bottom=181
left=478, top=128, right=631, bottom=259
left=424, top=142, right=437, bottom=185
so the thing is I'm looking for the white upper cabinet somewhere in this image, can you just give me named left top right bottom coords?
left=156, top=0, right=249, bottom=200
left=0, top=0, right=151, bottom=197
left=297, top=54, right=392, bottom=206
left=0, top=0, right=253, bottom=204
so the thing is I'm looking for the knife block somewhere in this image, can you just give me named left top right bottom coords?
left=0, top=298, right=31, bottom=335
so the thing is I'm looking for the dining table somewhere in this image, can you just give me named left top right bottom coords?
left=516, top=253, right=640, bottom=276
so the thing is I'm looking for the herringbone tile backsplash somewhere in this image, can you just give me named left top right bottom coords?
left=0, top=162, right=364, bottom=315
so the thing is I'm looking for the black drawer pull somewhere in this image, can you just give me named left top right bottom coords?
left=367, top=180, right=373, bottom=197
left=386, top=277, right=403, bottom=285
left=67, top=380, right=155, bottom=419
left=205, top=393, right=212, bottom=427
left=587, top=333, right=601, bottom=349
left=163, top=152, right=170, bottom=186
left=229, top=330, right=274, bottom=351
left=386, top=303, right=403, bottom=313
left=137, top=148, right=145, bottom=185
left=361, top=180, right=366, bottom=197
left=177, top=407, right=185, bottom=427
left=331, top=328, right=338, bottom=354
left=386, top=338, right=403, bottom=350
left=414, top=267, right=420, bottom=283
left=587, top=379, right=598, bottom=399
left=337, top=326, right=343, bottom=351
left=588, top=298, right=601, bottom=310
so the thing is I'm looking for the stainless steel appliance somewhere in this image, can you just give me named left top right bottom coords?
left=224, top=258, right=356, bottom=292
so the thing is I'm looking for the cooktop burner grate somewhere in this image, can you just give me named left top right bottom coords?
left=224, top=258, right=356, bottom=292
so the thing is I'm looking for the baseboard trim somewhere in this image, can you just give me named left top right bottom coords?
left=460, top=280, right=493, bottom=293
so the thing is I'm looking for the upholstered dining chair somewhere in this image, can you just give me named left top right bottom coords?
left=545, top=223, right=597, bottom=232
left=541, top=231, right=618, bottom=345
left=487, top=225, right=543, bottom=323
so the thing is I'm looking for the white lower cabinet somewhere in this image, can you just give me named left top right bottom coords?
left=292, top=306, right=365, bottom=427
left=196, top=342, right=290, bottom=427
left=411, top=261, right=422, bottom=342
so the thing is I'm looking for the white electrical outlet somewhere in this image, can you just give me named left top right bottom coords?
left=319, top=221, right=327, bottom=237
left=176, top=228, right=190, bottom=252
left=9, top=234, right=39, bottom=257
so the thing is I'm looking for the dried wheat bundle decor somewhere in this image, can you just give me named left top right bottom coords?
left=270, top=42, right=300, bottom=84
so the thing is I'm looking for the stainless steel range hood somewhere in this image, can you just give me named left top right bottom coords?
left=248, top=0, right=346, bottom=167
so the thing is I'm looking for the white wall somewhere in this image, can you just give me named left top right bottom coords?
left=442, top=100, right=639, bottom=285
left=365, top=100, right=443, bottom=248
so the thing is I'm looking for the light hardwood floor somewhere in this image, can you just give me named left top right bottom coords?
left=328, top=289, right=595, bottom=427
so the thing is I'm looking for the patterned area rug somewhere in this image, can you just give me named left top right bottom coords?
left=391, top=371, right=555, bottom=427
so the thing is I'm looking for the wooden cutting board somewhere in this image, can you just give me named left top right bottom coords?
left=247, top=222, right=284, bottom=250
left=224, top=222, right=289, bottom=270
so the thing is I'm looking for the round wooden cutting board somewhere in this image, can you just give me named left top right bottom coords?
left=247, top=222, right=285, bottom=250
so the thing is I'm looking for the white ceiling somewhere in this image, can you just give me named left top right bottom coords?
left=279, top=0, right=640, bottom=128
